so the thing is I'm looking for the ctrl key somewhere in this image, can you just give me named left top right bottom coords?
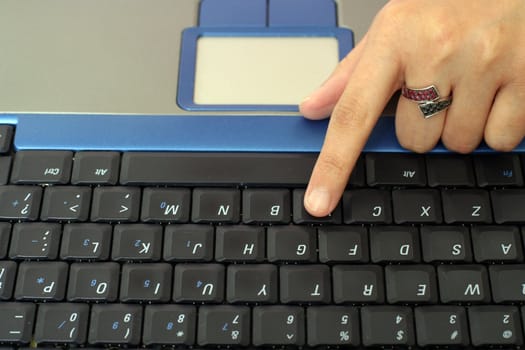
left=0, top=302, right=36, bottom=343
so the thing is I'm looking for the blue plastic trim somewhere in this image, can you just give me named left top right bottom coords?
left=268, top=0, right=337, bottom=27
left=3, top=113, right=523, bottom=153
left=199, top=0, right=267, bottom=27
left=177, top=26, right=354, bottom=112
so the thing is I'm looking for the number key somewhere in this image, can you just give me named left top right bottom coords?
left=142, top=305, right=196, bottom=345
left=197, top=305, right=250, bottom=346
left=34, top=303, right=89, bottom=344
left=88, top=304, right=142, bottom=345
left=307, top=306, right=360, bottom=346
left=469, top=306, right=523, bottom=346
left=252, top=306, right=305, bottom=346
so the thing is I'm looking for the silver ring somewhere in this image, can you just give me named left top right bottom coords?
left=418, top=97, right=453, bottom=119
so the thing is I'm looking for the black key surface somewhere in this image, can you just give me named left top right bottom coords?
left=0, top=156, right=12, bottom=185
left=415, top=306, right=469, bottom=346
left=0, top=303, right=36, bottom=343
left=307, top=306, right=360, bottom=346
left=90, top=186, right=140, bottom=222
left=0, top=222, right=11, bottom=258
left=280, top=265, right=331, bottom=304
left=192, top=188, right=240, bottom=223
left=142, top=304, right=197, bottom=345
left=361, top=306, right=415, bottom=346
left=215, top=225, right=265, bottom=262
left=420, top=225, right=472, bottom=262
left=348, top=155, right=366, bottom=186
left=392, top=189, right=442, bottom=223
left=366, top=153, right=426, bottom=186
left=67, top=262, right=119, bottom=301
left=173, top=263, right=225, bottom=303
left=119, top=263, right=172, bottom=302
left=333, top=265, right=384, bottom=303
left=34, top=303, right=89, bottom=344
left=197, top=305, right=250, bottom=346
left=474, top=153, right=523, bottom=187
left=0, top=261, right=17, bottom=300
left=267, top=226, right=317, bottom=262
left=163, top=224, right=214, bottom=261
left=242, top=188, right=291, bottom=224
left=11, top=150, right=73, bottom=184
left=318, top=226, right=369, bottom=263
left=71, top=151, right=120, bottom=184
left=489, top=264, right=525, bottom=303
left=60, top=223, right=112, bottom=260
left=9, top=222, right=61, bottom=259
left=491, top=189, right=525, bottom=223
left=40, top=186, right=91, bottom=221
left=426, top=154, right=475, bottom=187
left=370, top=226, right=421, bottom=262
left=469, top=305, right=523, bottom=346
left=88, top=304, right=142, bottom=345
left=343, top=189, right=392, bottom=223
left=442, top=189, right=492, bottom=223
left=385, top=265, right=438, bottom=304
left=0, top=125, right=14, bottom=153
left=0, top=186, right=42, bottom=220
left=471, top=225, right=523, bottom=262
left=140, top=187, right=191, bottom=223
left=226, top=264, right=278, bottom=304
left=15, top=261, right=68, bottom=300
left=438, top=265, right=491, bottom=303
left=120, top=152, right=317, bottom=185
left=111, top=224, right=162, bottom=261
left=252, top=306, right=305, bottom=346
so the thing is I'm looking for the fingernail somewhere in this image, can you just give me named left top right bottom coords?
left=300, top=95, right=311, bottom=105
left=305, top=188, right=331, bottom=215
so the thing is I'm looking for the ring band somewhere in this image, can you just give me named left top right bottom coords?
left=402, top=84, right=452, bottom=118
left=418, top=97, right=452, bottom=119
left=402, top=84, right=440, bottom=102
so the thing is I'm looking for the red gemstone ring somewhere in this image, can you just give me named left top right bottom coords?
left=401, top=84, right=440, bottom=102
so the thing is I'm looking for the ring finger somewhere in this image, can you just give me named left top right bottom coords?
left=441, top=75, right=498, bottom=153
left=395, top=79, right=451, bottom=153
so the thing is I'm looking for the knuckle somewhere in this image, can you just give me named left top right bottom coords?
left=331, top=95, right=370, bottom=131
left=468, top=28, right=503, bottom=69
left=378, top=1, right=460, bottom=67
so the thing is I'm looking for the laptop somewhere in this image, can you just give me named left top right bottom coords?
left=1, top=0, right=525, bottom=348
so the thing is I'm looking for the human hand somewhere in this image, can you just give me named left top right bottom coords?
left=301, top=0, right=525, bottom=217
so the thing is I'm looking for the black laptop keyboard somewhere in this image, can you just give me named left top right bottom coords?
left=2, top=124, right=525, bottom=348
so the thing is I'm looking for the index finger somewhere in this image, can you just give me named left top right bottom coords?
left=304, top=37, right=402, bottom=217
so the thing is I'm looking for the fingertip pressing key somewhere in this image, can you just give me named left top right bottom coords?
left=304, top=187, right=332, bottom=217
